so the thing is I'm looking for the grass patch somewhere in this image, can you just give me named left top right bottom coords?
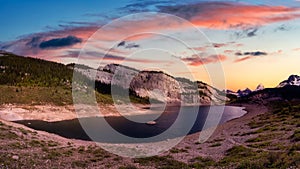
left=291, top=129, right=300, bottom=142
left=119, top=165, right=137, bottom=169
left=0, top=85, right=73, bottom=105
left=134, top=155, right=189, bottom=169
left=71, top=160, right=88, bottom=168
left=218, top=145, right=300, bottom=168
left=170, top=148, right=188, bottom=153
left=210, top=143, right=222, bottom=147
left=189, top=156, right=216, bottom=168
left=247, top=141, right=271, bottom=149
left=248, top=120, right=265, bottom=129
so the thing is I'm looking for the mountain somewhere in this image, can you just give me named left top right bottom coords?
left=0, top=51, right=229, bottom=105
left=237, top=88, right=252, bottom=97
left=237, top=85, right=300, bottom=104
left=227, top=84, right=264, bottom=98
left=75, top=63, right=229, bottom=105
left=277, top=75, right=300, bottom=88
left=234, top=75, right=300, bottom=104
left=255, top=83, right=265, bottom=91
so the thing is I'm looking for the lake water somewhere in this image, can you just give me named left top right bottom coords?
left=15, top=105, right=246, bottom=143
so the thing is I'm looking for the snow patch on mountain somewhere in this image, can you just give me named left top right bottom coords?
left=277, top=75, right=300, bottom=88
left=237, top=88, right=252, bottom=97
left=255, top=84, right=265, bottom=91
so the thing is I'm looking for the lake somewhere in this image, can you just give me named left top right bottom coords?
left=15, top=105, right=246, bottom=143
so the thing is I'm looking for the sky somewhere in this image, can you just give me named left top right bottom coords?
left=1, top=0, right=300, bottom=91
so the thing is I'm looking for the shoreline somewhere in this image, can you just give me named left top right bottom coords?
left=0, top=103, right=268, bottom=161
left=0, top=103, right=235, bottom=122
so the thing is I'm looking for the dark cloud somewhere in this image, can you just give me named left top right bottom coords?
left=53, top=50, right=163, bottom=64
left=245, top=51, right=267, bottom=56
left=246, top=28, right=258, bottom=37
left=39, top=36, right=82, bottom=49
left=234, top=51, right=267, bottom=63
left=274, top=24, right=290, bottom=32
left=234, top=28, right=259, bottom=39
left=26, top=36, right=42, bottom=48
left=158, top=2, right=300, bottom=30
left=235, top=52, right=243, bottom=56
left=116, top=41, right=140, bottom=49
left=125, top=43, right=140, bottom=49
left=213, top=43, right=228, bottom=48
left=53, top=50, right=80, bottom=59
left=117, top=41, right=126, bottom=47
left=158, top=2, right=233, bottom=20
left=235, top=51, right=267, bottom=56
left=60, top=21, right=95, bottom=26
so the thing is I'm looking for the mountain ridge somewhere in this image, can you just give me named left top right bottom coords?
left=0, top=51, right=228, bottom=105
left=76, top=63, right=228, bottom=105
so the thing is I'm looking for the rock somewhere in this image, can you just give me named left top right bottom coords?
left=76, top=63, right=229, bottom=105
left=12, top=155, right=19, bottom=160
left=146, top=121, right=156, bottom=125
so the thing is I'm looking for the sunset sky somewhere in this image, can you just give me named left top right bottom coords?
left=1, top=0, right=300, bottom=91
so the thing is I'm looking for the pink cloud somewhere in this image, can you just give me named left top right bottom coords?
left=188, top=4, right=300, bottom=29
left=181, top=54, right=227, bottom=66
left=1, top=2, right=299, bottom=63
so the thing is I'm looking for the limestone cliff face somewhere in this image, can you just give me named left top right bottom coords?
left=76, top=64, right=228, bottom=105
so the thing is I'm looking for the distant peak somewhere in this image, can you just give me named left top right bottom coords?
left=278, top=74, right=300, bottom=88
left=288, top=75, right=300, bottom=81
left=255, top=83, right=264, bottom=91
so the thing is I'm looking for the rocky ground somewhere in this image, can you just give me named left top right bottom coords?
left=0, top=103, right=299, bottom=168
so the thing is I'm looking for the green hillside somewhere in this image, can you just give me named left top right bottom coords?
left=0, top=52, right=148, bottom=105
left=0, top=53, right=72, bottom=87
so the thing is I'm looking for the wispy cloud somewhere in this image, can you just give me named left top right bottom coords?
left=181, top=54, right=227, bottom=66
left=52, top=50, right=165, bottom=64
left=188, top=42, right=242, bottom=54
left=116, top=41, right=140, bottom=49
left=234, top=51, right=268, bottom=63
left=224, top=50, right=234, bottom=54
left=213, top=43, right=229, bottom=48
left=235, top=51, right=268, bottom=56
left=159, top=2, right=300, bottom=29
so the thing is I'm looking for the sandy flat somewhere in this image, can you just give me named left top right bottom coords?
left=0, top=103, right=152, bottom=122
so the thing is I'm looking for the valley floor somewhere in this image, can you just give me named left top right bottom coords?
left=0, top=103, right=299, bottom=168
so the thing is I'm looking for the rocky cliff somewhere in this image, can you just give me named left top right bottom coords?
left=76, top=64, right=228, bottom=105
